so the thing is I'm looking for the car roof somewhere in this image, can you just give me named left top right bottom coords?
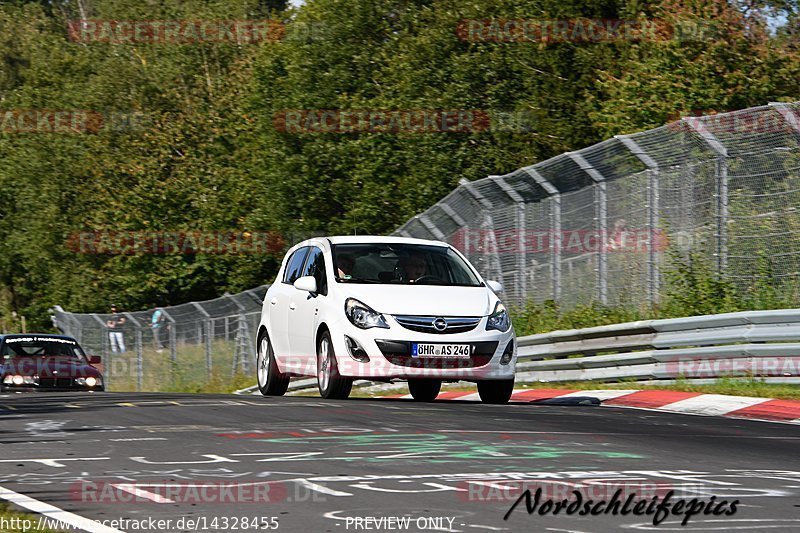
left=315, top=235, right=450, bottom=247
left=0, top=333, right=79, bottom=342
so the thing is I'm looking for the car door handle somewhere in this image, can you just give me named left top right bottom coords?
left=270, top=298, right=278, bottom=306
left=289, top=302, right=297, bottom=311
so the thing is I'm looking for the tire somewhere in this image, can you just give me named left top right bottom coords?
left=317, top=331, right=352, bottom=399
left=257, top=333, right=289, bottom=396
left=407, top=379, right=441, bottom=402
left=477, top=378, right=515, bottom=404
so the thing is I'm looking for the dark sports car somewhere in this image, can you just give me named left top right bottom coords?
left=0, top=334, right=104, bottom=392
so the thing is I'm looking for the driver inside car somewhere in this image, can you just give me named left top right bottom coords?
left=336, top=253, right=356, bottom=280
left=397, top=253, right=428, bottom=283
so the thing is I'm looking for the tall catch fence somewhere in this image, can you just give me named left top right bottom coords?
left=51, top=102, right=800, bottom=391
left=394, top=102, right=800, bottom=308
left=51, top=286, right=268, bottom=391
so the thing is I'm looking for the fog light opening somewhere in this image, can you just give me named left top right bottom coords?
left=499, top=339, right=515, bottom=365
left=344, top=335, right=370, bottom=362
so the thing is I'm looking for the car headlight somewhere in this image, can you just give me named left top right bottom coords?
left=76, top=376, right=101, bottom=387
left=5, top=375, right=37, bottom=385
left=345, top=298, right=389, bottom=329
left=486, top=301, right=511, bottom=332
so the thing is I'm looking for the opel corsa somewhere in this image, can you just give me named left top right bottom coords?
left=256, top=236, right=516, bottom=403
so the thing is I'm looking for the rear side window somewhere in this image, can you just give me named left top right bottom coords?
left=283, top=247, right=310, bottom=284
left=301, top=247, right=328, bottom=296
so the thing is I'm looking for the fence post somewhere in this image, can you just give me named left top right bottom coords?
left=232, top=313, right=254, bottom=377
left=123, top=312, right=143, bottom=392
left=522, top=167, right=561, bottom=301
left=716, top=157, right=729, bottom=273
left=616, top=135, right=661, bottom=303
left=91, top=313, right=110, bottom=390
left=226, top=294, right=251, bottom=374
left=418, top=213, right=446, bottom=241
left=768, top=102, right=800, bottom=134
left=489, top=175, right=527, bottom=304
left=206, top=318, right=213, bottom=379
left=568, top=152, right=608, bottom=304
left=191, top=302, right=212, bottom=381
left=159, top=308, right=177, bottom=384
left=684, top=117, right=729, bottom=275
left=459, top=178, right=502, bottom=285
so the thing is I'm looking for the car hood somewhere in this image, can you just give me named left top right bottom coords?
left=338, top=284, right=495, bottom=316
left=1, top=357, right=101, bottom=378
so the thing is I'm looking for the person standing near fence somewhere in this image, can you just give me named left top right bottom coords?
left=107, top=304, right=126, bottom=353
left=151, top=307, right=167, bottom=353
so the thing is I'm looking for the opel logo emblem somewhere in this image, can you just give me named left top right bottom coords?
left=433, top=317, right=447, bottom=331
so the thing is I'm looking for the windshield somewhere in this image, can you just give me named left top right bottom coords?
left=332, top=243, right=483, bottom=286
left=1, top=337, right=86, bottom=361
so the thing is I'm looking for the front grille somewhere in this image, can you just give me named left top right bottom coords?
left=394, top=315, right=481, bottom=334
left=39, top=378, right=73, bottom=388
left=375, top=340, right=498, bottom=369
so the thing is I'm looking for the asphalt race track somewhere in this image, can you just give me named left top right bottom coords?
left=0, top=392, right=798, bottom=533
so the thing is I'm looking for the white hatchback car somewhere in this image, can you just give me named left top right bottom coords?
left=255, top=236, right=516, bottom=403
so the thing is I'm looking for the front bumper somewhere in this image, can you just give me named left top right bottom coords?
left=330, top=315, right=516, bottom=380
left=1, top=377, right=104, bottom=392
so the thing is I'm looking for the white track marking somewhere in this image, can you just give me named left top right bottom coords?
left=659, top=394, right=770, bottom=417
left=0, top=457, right=108, bottom=468
left=110, top=483, right=174, bottom=503
left=0, top=484, right=124, bottom=533
left=558, top=389, right=640, bottom=401
left=294, top=479, right=353, bottom=496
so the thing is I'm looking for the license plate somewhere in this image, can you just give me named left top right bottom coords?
left=412, top=343, right=471, bottom=358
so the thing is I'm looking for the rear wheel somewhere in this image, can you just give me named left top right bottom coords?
left=317, top=331, right=352, bottom=399
left=477, top=378, right=515, bottom=404
left=257, top=333, right=289, bottom=396
left=408, top=379, right=441, bottom=402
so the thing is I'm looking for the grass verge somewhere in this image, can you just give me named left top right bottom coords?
left=0, top=504, right=64, bottom=533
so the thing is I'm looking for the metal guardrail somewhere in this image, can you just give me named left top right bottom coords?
left=516, top=309, right=800, bottom=383
left=240, top=309, right=800, bottom=396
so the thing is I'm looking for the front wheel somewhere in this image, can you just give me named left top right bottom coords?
left=257, top=333, right=289, bottom=396
left=317, top=331, right=352, bottom=399
left=408, top=379, right=441, bottom=402
left=477, top=378, right=515, bottom=404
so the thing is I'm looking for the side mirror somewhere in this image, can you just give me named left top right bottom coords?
left=89, top=355, right=101, bottom=364
left=293, top=276, right=317, bottom=293
left=486, top=280, right=504, bottom=293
